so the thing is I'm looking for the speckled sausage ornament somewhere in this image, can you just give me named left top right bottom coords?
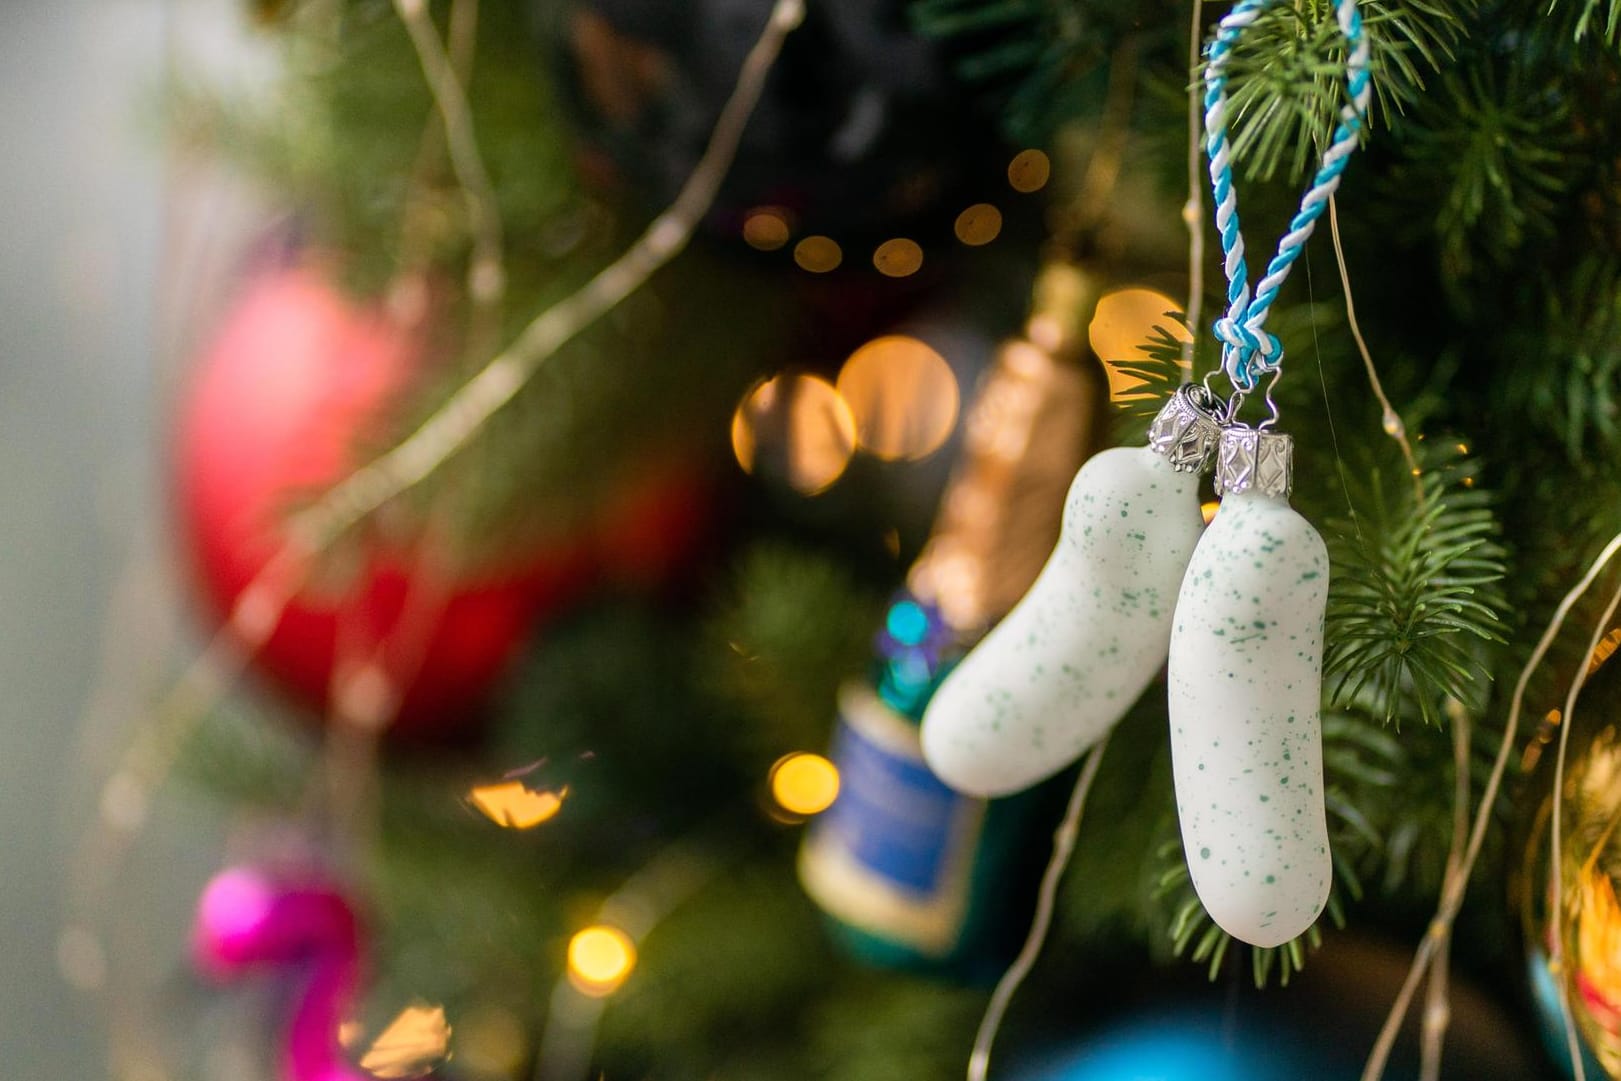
left=1167, top=428, right=1331, bottom=948
left=920, top=387, right=1220, bottom=798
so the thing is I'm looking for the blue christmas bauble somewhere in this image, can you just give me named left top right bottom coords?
left=1010, top=1009, right=1337, bottom=1081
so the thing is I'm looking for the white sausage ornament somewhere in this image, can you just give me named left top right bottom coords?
left=1167, top=428, right=1331, bottom=948
left=921, top=386, right=1221, bottom=798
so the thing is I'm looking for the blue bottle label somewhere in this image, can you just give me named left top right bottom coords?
left=799, top=682, right=984, bottom=956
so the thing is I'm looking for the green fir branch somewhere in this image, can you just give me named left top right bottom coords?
left=1322, top=445, right=1508, bottom=727
left=1390, top=62, right=1573, bottom=284
left=1109, top=322, right=1202, bottom=443
left=1220, top=0, right=1470, bottom=181
left=1553, top=0, right=1621, bottom=47
left=1500, top=262, right=1621, bottom=459
left=700, top=544, right=885, bottom=757
left=910, top=0, right=1182, bottom=143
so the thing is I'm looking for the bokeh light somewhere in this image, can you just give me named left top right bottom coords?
left=887, top=599, right=930, bottom=645
left=730, top=373, right=858, bottom=494
left=567, top=925, right=637, bottom=997
left=770, top=752, right=841, bottom=816
left=1014, top=1013, right=1320, bottom=1081
left=469, top=780, right=568, bottom=829
left=836, top=335, right=960, bottom=461
left=872, top=238, right=924, bottom=277
left=955, top=203, right=1003, bottom=246
left=356, top=1003, right=452, bottom=1079
left=1087, top=287, right=1191, bottom=399
left=1007, top=149, right=1051, bottom=194
left=1202, top=500, right=1220, bottom=525
left=742, top=206, right=792, bottom=251
left=793, top=235, right=843, bottom=273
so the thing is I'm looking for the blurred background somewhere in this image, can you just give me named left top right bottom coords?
left=5, top=0, right=1621, bottom=1079
left=0, top=3, right=243, bottom=1076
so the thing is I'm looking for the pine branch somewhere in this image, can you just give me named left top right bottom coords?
left=1553, top=0, right=1621, bottom=47
left=1390, top=63, right=1573, bottom=285
left=910, top=0, right=1182, bottom=143
left=1501, top=264, right=1621, bottom=459
left=700, top=544, right=884, bottom=756
left=1109, top=322, right=1204, bottom=443
left=1221, top=0, right=1470, bottom=181
left=1323, top=446, right=1508, bottom=727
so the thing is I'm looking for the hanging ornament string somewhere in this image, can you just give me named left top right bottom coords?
left=1204, top=0, right=1371, bottom=412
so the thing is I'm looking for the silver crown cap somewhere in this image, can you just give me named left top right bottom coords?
left=1147, top=384, right=1224, bottom=474
left=1214, top=427, right=1293, bottom=498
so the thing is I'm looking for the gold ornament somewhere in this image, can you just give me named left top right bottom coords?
left=1518, top=642, right=1621, bottom=1078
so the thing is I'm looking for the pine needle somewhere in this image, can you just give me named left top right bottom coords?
left=1323, top=447, right=1508, bottom=727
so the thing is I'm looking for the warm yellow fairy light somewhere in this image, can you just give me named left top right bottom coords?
left=357, top=1003, right=452, bottom=1079
left=1591, top=626, right=1621, bottom=671
left=770, top=752, right=841, bottom=816
left=1201, top=500, right=1221, bottom=525
left=729, top=373, right=858, bottom=494
left=743, top=207, right=792, bottom=251
left=873, top=238, right=924, bottom=277
left=1007, top=149, right=1051, bottom=193
left=793, top=235, right=843, bottom=273
left=836, top=335, right=960, bottom=461
left=954, top=203, right=1003, bottom=246
left=1578, top=868, right=1621, bottom=1006
left=469, top=781, right=568, bottom=829
left=567, top=925, right=637, bottom=997
left=1088, top=288, right=1191, bottom=399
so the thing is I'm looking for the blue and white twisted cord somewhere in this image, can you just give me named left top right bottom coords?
left=1203, top=0, right=1372, bottom=396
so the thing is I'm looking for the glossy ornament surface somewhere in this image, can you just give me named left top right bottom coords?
left=1519, top=647, right=1621, bottom=1080
left=1167, top=431, right=1330, bottom=948
left=922, top=444, right=1204, bottom=797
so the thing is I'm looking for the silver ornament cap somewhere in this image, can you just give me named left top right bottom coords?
left=1147, top=384, right=1224, bottom=474
left=1214, top=426, right=1294, bottom=498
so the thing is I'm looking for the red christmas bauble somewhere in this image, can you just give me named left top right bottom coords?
left=173, top=265, right=597, bottom=740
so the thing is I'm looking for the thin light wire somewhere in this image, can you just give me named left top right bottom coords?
left=1361, top=531, right=1621, bottom=1081
left=1418, top=700, right=1472, bottom=1081
left=1305, top=250, right=1361, bottom=539
left=290, top=0, right=805, bottom=554
left=391, top=0, right=504, bottom=316
left=967, top=735, right=1111, bottom=1081
left=1328, top=195, right=1423, bottom=501
left=534, top=828, right=727, bottom=1081
left=67, top=0, right=805, bottom=982
left=1182, top=0, right=1206, bottom=373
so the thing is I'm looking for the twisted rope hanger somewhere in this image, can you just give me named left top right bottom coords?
left=1203, top=0, right=1372, bottom=402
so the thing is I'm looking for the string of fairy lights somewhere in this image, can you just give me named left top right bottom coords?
left=739, top=148, right=1052, bottom=276
left=728, top=282, right=1190, bottom=497
left=422, top=237, right=1199, bottom=1081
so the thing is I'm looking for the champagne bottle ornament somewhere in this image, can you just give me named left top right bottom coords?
left=920, top=384, right=1222, bottom=797
left=1164, top=0, right=1370, bottom=947
left=801, top=262, right=1111, bottom=976
left=1167, top=429, right=1331, bottom=947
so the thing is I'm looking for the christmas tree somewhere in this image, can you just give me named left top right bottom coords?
left=62, top=0, right=1621, bottom=1078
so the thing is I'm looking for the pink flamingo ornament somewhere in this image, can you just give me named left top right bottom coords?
left=192, top=867, right=368, bottom=1081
